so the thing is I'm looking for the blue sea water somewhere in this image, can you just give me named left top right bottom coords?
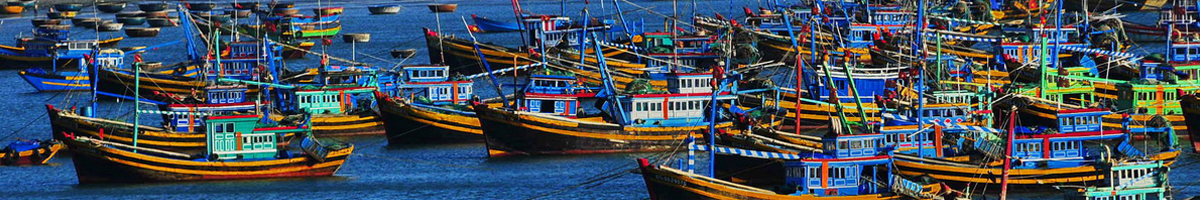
left=0, top=0, right=1195, bottom=199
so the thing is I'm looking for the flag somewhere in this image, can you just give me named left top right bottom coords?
left=467, top=24, right=482, bottom=33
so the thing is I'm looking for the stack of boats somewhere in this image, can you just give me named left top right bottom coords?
left=0, top=1, right=1190, bottom=199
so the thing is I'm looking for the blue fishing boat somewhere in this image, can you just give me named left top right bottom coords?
left=471, top=14, right=522, bottom=32
left=14, top=26, right=123, bottom=91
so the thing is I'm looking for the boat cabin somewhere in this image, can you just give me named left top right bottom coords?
left=623, top=92, right=735, bottom=126
left=312, top=64, right=380, bottom=88
left=383, top=65, right=473, bottom=106
left=637, top=32, right=719, bottom=72
left=866, top=10, right=912, bottom=26
left=783, top=154, right=890, bottom=196
left=95, top=49, right=125, bottom=69
left=290, top=87, right=375, bottom=115
left=162, top=86, right=256, bottom=132
left=665, top=73, right=713, bottom=94
left=204, top=114, right=296, bottom=160
left=1115, top=82, right=1184, bottom=115
left=518, top=75, right=591, bottom=117
left=205, top=42, right=265, bottom=81
left=1056, top=108, right=1107, bottom=133
left=1167, top=42, right=1200, bottom=62
left=1000, top=43, right=1088, bottom=65
left=523, top=15, right=612, bottom=49
left=783, top=157, right=890, bottom=197
left=821, top=133, right=885, bottom=158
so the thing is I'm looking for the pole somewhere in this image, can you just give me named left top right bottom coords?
left=1000, top=106, right=1017, bottom=200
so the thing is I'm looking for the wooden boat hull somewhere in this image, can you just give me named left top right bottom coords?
left=124, top=27, right=161, bottom=38
left=474, top=105, right=716, bottom=157
left=427, top=4, right=457, bottom=13
left=0, top=143, right=63, bottom=166
left=116, top=16, right=146, bottom=25
left=377, top=95, right=482, bottom=144
left=47, top=105, right=208, bottom=154
left=471, top=15, right=522, bottom=32
left=1181, top=95, right=1200, bottom=153
left=281, top=41, right=315, bottom=59
left=146, top=18, right=178, bottom=27
left=18, top=68, right=90, bottom=91
left=96, top=3, right=126, bottom=13
left=893, top=158, right=1106, bottom=188
left=137, top=3, right=168, bottom=12
left=53, top=3, right=83, bottom=11
left=1, top=5, right=23, bottom=14
left=367, top=5, right=400, bottom=15
left=637, top=159, right=900, bottom=200
left=62, top=136, right=352, bottom=184
left=307, top=114, right=385, bottom=137
left=185, top=2, right=216, bottom=11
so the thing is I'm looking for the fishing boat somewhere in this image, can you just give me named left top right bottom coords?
left=231, top=2, right=258, bottom=10
left=367, top=5, right=401, bottom=15
left=475, top=35, right=736, bottom=156
left=391, top=49, right=416, bottom=59
left=144, top=10, right=170, bottom=18
left=147, top=17, right=178, bottom=27
left=185, top=2, right=216, bottom=11
left=54, top=107, right=353, bottom=183
left=46, top=11, right=76, bottom=19
left=427, top=4, right=457, bottom=13
left=1, top=5, right=22, bottom=14
left=313, top=7, right=342, bottom=15
left=73, top=18, right=102, bottom=29
left=470, top=14, right=522, bottom=32
left=272, top=64, right=385, bottom=136
left=0, top=139, right=62, bottom=166
left=10, top=0, right=34, bottom=8
left=10, top=26, right=122, bottom=91
left=116, top=16, right=146, bottom=25
left=224, top=9, right=251, bottom=18
left=1180, top=93, right=1200, bottom=152
left=269, top=2, right=294, bottom=9
left=271, top=7, right=299, bottom=15
left=342, top=33, right=369, bottom=43
left=53, top=3, right=83, bottom=11
left=1065, top=161, right=1170, bottom=200
left=894, top=107, right=1179, bottom=189
left=96, top=2, right=126, bottom=13
left=138, top=2, right=168, bottom=12
left=124, top=27, right=161, bottom=38
left=98, top=22, right=124, bottom=32
left=376, top=65, right=482, bottom=144
left=31, top=18, right=62, bottom=27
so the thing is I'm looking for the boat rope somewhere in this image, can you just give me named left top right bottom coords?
left=464, top=62, right=545, bottom=79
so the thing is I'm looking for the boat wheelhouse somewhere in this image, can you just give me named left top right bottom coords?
left=277, top=64, right=383, bottom=136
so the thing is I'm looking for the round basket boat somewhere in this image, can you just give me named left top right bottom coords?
left=343, top=33, right=370, bottom=43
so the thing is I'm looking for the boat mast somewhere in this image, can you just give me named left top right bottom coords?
left=781, top=7, right=803, bottom=135
left=509, top=0, right=528, bottom=48
left=1000, top=106, right=1016, bottom=200
left=590, top=32, right=628, bottom=124
left=462, top=17, right=510, bottom=108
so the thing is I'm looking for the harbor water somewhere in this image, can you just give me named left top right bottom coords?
left=0, top=0, right=1196, bottom=199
